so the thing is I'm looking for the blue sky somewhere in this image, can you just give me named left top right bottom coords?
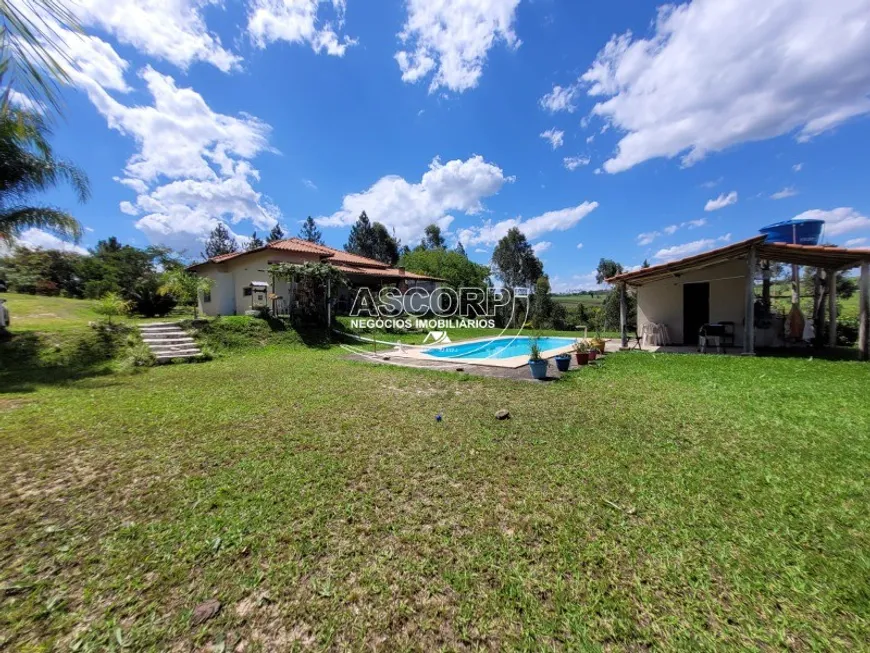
left=18, top=0, right=870, bottom=290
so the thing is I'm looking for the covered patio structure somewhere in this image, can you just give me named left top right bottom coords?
left=607, top=235, right=870, bottom=360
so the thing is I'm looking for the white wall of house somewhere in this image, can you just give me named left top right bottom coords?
left=636, top=258, right=748, bottom=345
left=197, top=250, right=321, bottom=316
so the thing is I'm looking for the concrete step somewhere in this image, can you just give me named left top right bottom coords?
left=140, top=326, right=184, bottom=333
left=151, top=348, right=202, bottom=357
left=142, top=336, right=195, bottom=344
left=155, top=352, right=203, bottom=362
left=139, top=322, right=180, bottom=327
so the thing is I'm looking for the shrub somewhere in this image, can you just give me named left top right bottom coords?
left=182, top=315, right=303, bottom=353
left=837, top=317, right=859, bottom=346
left=94, top=292, right=132, bottom=320
left=131, top=277, right=177, bottom=317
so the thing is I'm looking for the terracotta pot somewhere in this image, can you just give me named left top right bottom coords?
left=591, top=338, right=606, bottom=354
left=575, top=352, right=590, bottom=366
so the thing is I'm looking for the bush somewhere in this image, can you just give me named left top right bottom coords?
left=131, top=278, right=177, bottom=317
left=182, top=316, right=303, bottom=353
left=837, top=317, right=859, bottom=346
left=94, top=292, right=132, bottom=319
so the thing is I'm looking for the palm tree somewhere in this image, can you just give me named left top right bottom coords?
left=1, top=0, right=83, bottom=115
left=0, top=107, right=89, bottom=244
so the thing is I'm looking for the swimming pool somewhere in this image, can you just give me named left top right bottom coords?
left=423, top=336, right=576, bottom=361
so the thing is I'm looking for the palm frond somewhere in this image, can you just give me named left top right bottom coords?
left=0, top=205, right=83, bottom=243
left=0, top=0, right=84, bottom=117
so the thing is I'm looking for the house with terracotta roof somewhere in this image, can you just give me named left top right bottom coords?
left=188, top=238, right=441, bottom=317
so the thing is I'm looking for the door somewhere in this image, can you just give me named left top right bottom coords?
left=683, top=282, right=710, bottom=345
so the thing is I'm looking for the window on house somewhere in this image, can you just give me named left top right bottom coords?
left=203, top=290, right=211, bottom=303
left=243, top=287, right=252, bottom=296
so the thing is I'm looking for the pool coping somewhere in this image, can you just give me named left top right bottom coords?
left=390, top=334, right=581, bottom=369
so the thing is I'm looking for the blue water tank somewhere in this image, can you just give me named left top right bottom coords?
left=759, top=219, right=824, bottom=245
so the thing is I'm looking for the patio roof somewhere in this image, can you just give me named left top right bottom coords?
left=608, top=235, right=870, bottom=286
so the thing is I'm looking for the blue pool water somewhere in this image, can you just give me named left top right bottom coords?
left=424, top=336, right=575, bottom=360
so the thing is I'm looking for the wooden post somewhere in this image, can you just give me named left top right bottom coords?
left=744, top=247, right=756, bottom=354
left=619, top=282, right=628, bottom=348
left=860, top=262, right=869, bottom=361
left=827, top=269, right=837, bottom=348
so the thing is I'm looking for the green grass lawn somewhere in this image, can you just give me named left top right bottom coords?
left=1, top=293, right=188, bottom=332
left=2, top=340, right=868, bottom=650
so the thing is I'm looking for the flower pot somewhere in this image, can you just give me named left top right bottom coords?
left=575, top=352, right=590, bottom=366
left=590, top=338, right=606, bottom=354
left=588, top=350, right=598, bottom=361
left=554, top=354, right=571, bottom=372
left=528, top=359, right=548, bottom=379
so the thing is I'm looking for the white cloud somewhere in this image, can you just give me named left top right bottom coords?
left=793, top=163, right=804, bottom=172
left=701, top=177, right=723, bottom=189
left=637, top=218, right=709, bottom=246
left=654, top=238, right=716, bottom=261
left=129, top=162, right=279, bottom=250
left=563, top=155, right=591, bottom=171
left=302, top=178, right=318, bottom=190
left=770, top=187, right=798, bottom=200
left=72, top=67, right=279, bottom=252
left=653, top=233, right=731, bottom=261
left=576, top=242, right=583, bottom=249
left=396, top=0, right=522, bottom=93
left=10, top=228, right=89, bottom=255
left=7, top=89, right=44, bottom=113
left=705, top=191, right=738, bottom=212
left=539, top=84, right=579, bottom=113
left=319, top=155, right=512, bottom=243
left=458, top=201, right=599, bottom=247
left=540, top=128, right=564, bottom=149
left=585, top=135, right=594, bottom=144
left=574, top=0, right=870, bottom=173
left=845, top=237, right=868, bottom=247
left=532, top=241, right=552, bottom=255
left=84, top=66, right=272, bottom=184
left=637, top=231, right=660, bottom=246
left=793, top=208, right=870, bottom=237
left=119, top=201, right=138, bottom=216
left=76, top=0, right=241, bottom=72
left=247, top=0, right=356, bottom=56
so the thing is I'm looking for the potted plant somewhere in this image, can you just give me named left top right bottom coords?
left=573, top=340, right=590, bottom=366
left=590, top=329, right=606, bottom=356
left=554, top=352, right=571, bottom=372
left=588, top=346, right=600, bottom=361
left=528, top=337, right=548, bottom=380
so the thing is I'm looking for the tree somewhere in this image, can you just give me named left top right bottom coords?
left=421, top=224, right=446, bottom=250
left=1, top=0, right=84, bottom=115
left=491, top=227, right=543, bottom=288
left=247, top=231, right=264, bottom=250
left=0, top=108, right=89, bottom=244
left=202, top=223, right=238, bottom=260
left=345, top=211, right=375, bottom=257
left=642, top=259, right=650, bottom=269
left=455, top=240, right=467, bottom=257
left=370, top=222, right=399, bottom=265
left=345, top=212, right=399, bottom=265
left=595, top=258, right=624, bottom=285
left=298, top=216, right=323, bottom=244
left=267, top=224, right=285, bottom=242
left=159, top=268, right=213, bottom=317
left=0, top=244, right=83, bottom=295
left=77, top=237, right=163, bottom=299
left=399, top=248, right=489, bottom=290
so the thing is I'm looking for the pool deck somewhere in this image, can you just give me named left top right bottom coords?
left=362, top=335, right=624, bottom=369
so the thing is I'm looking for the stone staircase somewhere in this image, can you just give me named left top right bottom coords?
left=138, top=322, right=203, bottom=363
